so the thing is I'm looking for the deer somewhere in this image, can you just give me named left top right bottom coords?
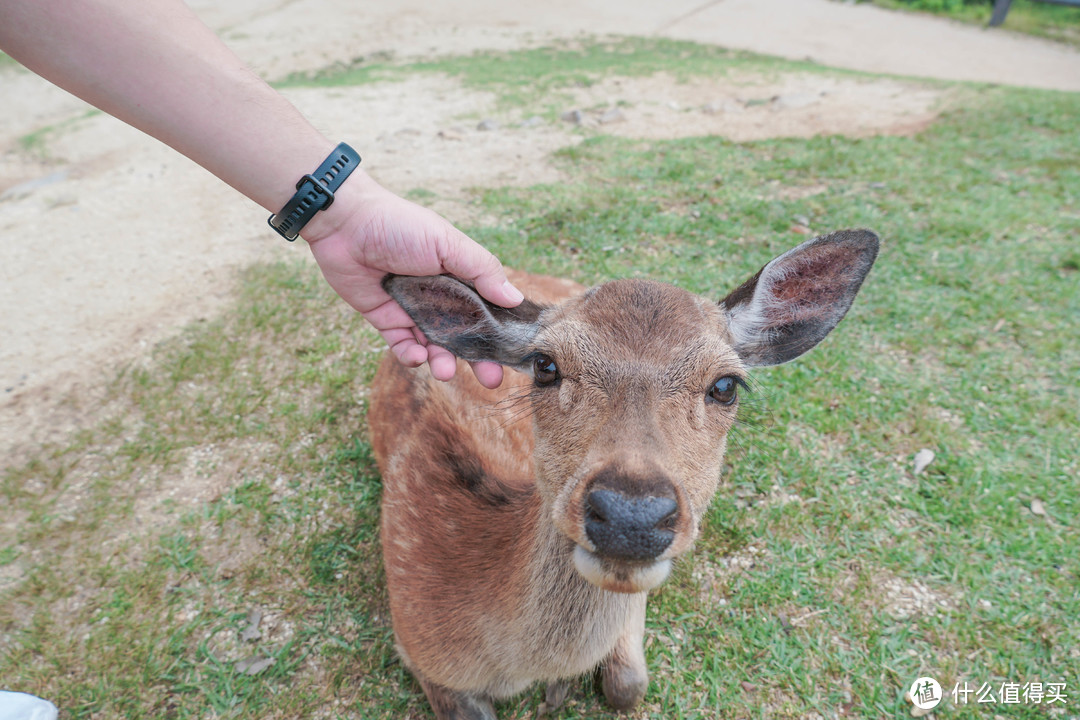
left=367, top=230, right=879, bottom=719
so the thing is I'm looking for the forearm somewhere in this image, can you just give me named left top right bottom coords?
left=0, top=0, right=333, bottom=213
left=1, top=0, right=520, bottom=387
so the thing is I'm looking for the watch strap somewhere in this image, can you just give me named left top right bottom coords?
left=268, top=143, right=361, bottom=241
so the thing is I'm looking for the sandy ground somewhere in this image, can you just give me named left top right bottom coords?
left=2, top=0, right=1079, bottom=462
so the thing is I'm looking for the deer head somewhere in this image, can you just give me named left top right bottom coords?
left=382, top=230, right=878, bottom=595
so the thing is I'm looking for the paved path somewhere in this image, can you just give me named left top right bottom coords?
left=4, top=0, right=1079, bottom=460
left=205, top=0, right=1080, bottom=91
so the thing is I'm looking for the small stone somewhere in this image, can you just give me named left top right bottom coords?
left=520, top=115, right=543, bottom=128
left=1029, top=498, right=1047, bottom=516
left=773, top=93, right=820, bottom=110
left=560, top=109, right=585, bottom=125
left=476, top=119, right=499, bottom=131
left=598, top=108, right=626, bottom=124
left=703, top=100, right=743, bottom=115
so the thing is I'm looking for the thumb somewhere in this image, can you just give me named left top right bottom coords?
left=439, top=228, right=524, bottom=308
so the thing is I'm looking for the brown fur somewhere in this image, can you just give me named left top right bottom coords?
left=370, top=271, right=738, bottom=706
left=368, top=231, right=878, bottom=718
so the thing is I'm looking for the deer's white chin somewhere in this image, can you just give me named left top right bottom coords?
left=572, top=545, right=672, bottom=594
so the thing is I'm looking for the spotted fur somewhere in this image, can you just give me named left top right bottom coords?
left=368, top=231, right=879, bottom=719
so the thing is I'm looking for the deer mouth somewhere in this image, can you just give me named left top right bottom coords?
left=571, top=545, right=672, bottom=594
left=566, top=484, right=680, bottom=593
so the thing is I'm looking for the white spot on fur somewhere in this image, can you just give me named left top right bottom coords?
left=573, top=545, right=671, bottom=593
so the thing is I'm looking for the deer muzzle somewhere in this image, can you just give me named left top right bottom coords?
left=584, top=489, right=678, bottom=562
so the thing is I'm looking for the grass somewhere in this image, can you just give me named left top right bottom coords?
left=16, top=110, right=102, bottom=161
left=869, top=0, right=1080, bottom=47
left=2, top=39, right=1079, bottom=719
left=276, top=36, right=817, bottom=113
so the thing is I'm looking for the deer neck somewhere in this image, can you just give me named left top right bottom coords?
left=500, top=489, right=640, bottom=670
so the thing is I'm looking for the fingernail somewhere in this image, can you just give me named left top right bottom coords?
left=502, top=280, right=524, bottom=304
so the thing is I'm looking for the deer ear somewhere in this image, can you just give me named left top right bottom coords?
left=382, top=274, right=545, bottom=368
left=720, top=229, right=879, bottom=367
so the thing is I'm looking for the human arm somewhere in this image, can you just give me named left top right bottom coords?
left=0, top=0, right=521, bottom=387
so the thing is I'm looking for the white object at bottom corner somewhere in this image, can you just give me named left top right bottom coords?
left=0, top=692, right=59, bottom=720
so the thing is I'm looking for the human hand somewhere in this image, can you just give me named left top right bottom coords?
left=0, top=0, right=525, bottom=388
left=302, top=171, right=523, bottom=389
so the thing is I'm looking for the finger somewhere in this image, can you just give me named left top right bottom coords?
left=478, top=276, right=525, bottom=308
left=439, top=229, right=523, bottom=308
left=469, top=360, right=504, bottom=389
left=427, top=345, right=459, bottom=382
left=365, top=299, right=432, bottom=368
left=386, top=335, right=429, bottom=367
left=362, top=297, right=418, bottom=335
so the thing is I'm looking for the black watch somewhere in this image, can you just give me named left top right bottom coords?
left=268, top=143, right=361, bottom=241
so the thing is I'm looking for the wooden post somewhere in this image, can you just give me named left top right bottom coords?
left=990, top=0, right=1013, bottom=26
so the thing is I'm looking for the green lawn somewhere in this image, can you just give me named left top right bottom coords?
left=2, top=40, right=1077, bottom=719
left=870, top=0, right=1080, bottom=48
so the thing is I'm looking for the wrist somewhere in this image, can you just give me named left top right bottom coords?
left=299, top=167, right=384, bottom=245
left=267, top=142, right=362, bottom=241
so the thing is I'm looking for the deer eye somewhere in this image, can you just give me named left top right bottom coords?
left=707, top=376, right=740, bottom=405
left=533, top=354, right=560, bottom=386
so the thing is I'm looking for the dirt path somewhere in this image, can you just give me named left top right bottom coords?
left=2, top=0, right=1078, bottom=462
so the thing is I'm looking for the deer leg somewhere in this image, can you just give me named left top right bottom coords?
left=418, top=676, right=497, bottom=720
left=600, top=599, right=649, bottom=710
left=540, top=679, right=571, bottom=714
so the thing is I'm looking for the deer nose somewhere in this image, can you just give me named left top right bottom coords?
left=584, top=489, right=678, bottom=562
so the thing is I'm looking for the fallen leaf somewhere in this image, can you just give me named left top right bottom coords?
left=1030, top=498, right=1047, bottom=517
left=913, top=448, right=935, bottom=475
left=240, top=608, right=262, bottom=643
left=235, top=655, right=275, bottom=676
